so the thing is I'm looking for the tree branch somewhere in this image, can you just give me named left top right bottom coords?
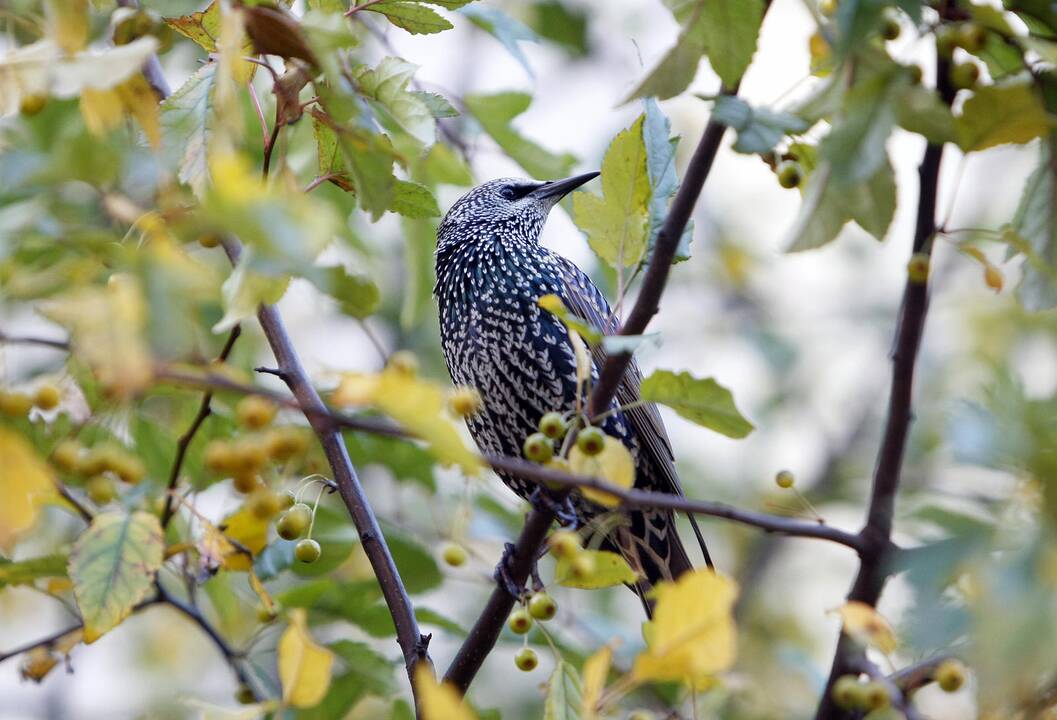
left=814, top=55, right=957, bottom=720
left=220, top=240, right=431, bottom=707
left=161, top=325, right=242, bottom=528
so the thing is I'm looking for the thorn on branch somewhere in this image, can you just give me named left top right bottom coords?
left=255, top=366, right=289, bottom=382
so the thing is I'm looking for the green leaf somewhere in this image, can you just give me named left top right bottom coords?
left=530, top=0, right=589, bottom=57
left=160, top=62, right=216, bottom=198
left=711, top=95, right=809, bottom=154
left=290, top=506, right=359, bottom=577
left=280, top=580, right=397, bottom=637
left=69, top=511, right=164, bottom=643
left=312, top=116, right=349, bottom=187
left=365, top=1, right=453, bottom=35
left=416, top=607, right=468, bottom=636
left=418, top=143, right=473, bottom=186
left=555, top=549, right=638, bottom=588
left=572, top=115, right=650, bottom=269
left=343, top=431, right=437, bottom=491
left=214, top=252, right=290, bottom=333
left=785, top=157, right=897, bottom=251
left=955, top=81, right=1053, bottom=152
left=698, top=0, right=764, bottom=88
left=1010, top=142, right=1057, bottom=310
left=390, top=179, right=441, bottom=218
left=461, top=5, right=539, bottom=76
left=464, top=92, right=577, bottom=180
left=411, top=90, right=459, bottom=118
left=639, top=369, right=754, bottom=438
left=642, top=98, right=692, bottom=262
left=894, top=83, right=956, bottom=144
left=354, top=57, right=436, bottom=145
left=306, top=265, right=381, bottom=318
left=0, top=554, right=68, bottom=588
left=544, top=662, right=583, bottom=720
left=337, top=128, right=398, bottom=220
left=819, top=61, right=900, bottom=184
left=626, top=7, right=707, bottom=101
left=387, top=532, right=443, bottom=594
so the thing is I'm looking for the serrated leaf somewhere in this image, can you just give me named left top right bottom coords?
left=365, top=2, right=453, bottom=35
left=418, top=143, right=473, bottom=186
left=162, top=63, right=217, bottom=198
left=354, top=57, right=436, bottom=144
left=698, top=0, right=764, bottom=88
left=1010, top=142, right=1057, bottom=310
left=555, top=549, right=638, bottom=588
left=632, top=569, right=738, bottom=685
left=625, top=6, right=707, bottom=101
left=955, top=81, right=1053, bottom=151
left=69, top=511, right=164, bottom=643
left=0, top=430, right=57, bottom=553
left=712, top=95, right=808, bottom=154
left=337, top=128, right=398, bottom=220
left=642, top=98, right=693, bottom=262
left=0, top=554, right=68, bottom=588
left=640, top=369, right=753, bottom=438
left=573, top=115, right=650, bottom=268
left=411, top=90, right=459, bottom=118
left=569, top=436, right=635, bottom=508
left=464, top=92, right=576, bottom=180
left=279, top=609, right=335, bottom=708
left=390, top=179, right=441, bottom=218
left=387, top=532, right=443, bottom=594
left=165, top=1, right=222, bottom=51
left=894, top=82, right=955, bottom=144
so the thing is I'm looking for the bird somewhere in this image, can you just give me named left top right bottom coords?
left=434, top=173, right=709, bottom=610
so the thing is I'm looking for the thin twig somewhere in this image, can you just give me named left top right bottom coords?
left=160, top=325, right=242, bottom=529
left=345, top=0, right=390, bottom=18
left=0, top=331, right=69, bottom=350
left=813, top=53, right=957, bottom=720
left=114, top=0, right=170, bottom=99
left=890, top=653, right=954, bottom=694
left=55, top=481, right=94, bottom=523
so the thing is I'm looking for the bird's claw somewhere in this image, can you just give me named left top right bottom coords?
left=528, top=487, right=578, bottom=528
left=493, top=542, right=526, bottom=599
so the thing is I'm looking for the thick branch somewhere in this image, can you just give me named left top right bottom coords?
left=814, top=57, right=956, bottom=720
left=161, top=325, right=242, bottom=528
left=220, top=241, right=431, bottom=704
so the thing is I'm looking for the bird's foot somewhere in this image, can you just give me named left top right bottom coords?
left=493, top=542, right=527, bottom=599
left=528, top=487, right=578, bottom=528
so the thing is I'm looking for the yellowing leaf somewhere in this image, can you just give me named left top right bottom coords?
left=573, top=115, right=650, bottom=269
left=69, top=511, right=164, bottom=643
left=81, top=75, right=161, bottom=148
left=333, top=366, right=482, bottom=475
left=632, top=569, right=738, bottom=685
left=0, top=429, right=57, bottom=552
left=219, top=506, right=269, bottom=571
left=955, top=81, right=1053, bottom=152
left=45, top=0, right=88, bottom=55
left=639, top=369, right=754, bottom=439
left=537, top=294, right=602, bottom=345
left=834, top=601, right=897, bottom=654
left=580, top=644, right=612, bottom=719
left=353, top=57, right=436, bottom=145
left=555, top=549, right=638, bottom=589
left=41, top=275, right=152, bottom=399
left=569, top=436, right=634, bottom=508
left=960, top=246, right=1004, bottom=293
left=218, top=7, right=255, bottom=85
left=278, top=609, right=335, bottom=708
left=415, top=665, right=477, bottom=720
left=165, top=2, right=222, bottom=52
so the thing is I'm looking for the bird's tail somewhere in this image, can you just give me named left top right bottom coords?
left=603, top=509, right=697, bottom=617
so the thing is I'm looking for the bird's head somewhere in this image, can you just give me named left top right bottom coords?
left=436, top=172, right=599, bottom=250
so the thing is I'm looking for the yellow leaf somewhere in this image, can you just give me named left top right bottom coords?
left=333, top=366, right=482, bottom=475
left=45, top=0, right=88, bottom=55
left=218, top=506, right=269, bottom=571
left=116, top=74, right=161, bottom=148
left=834, top=601, right=897, bottom=654
left=569, top=436, right=634, bottom=508
left=41, top=275, right=152, bottom=399
left=79, top=87, right=124, bottom=134
left=632, top=570, right=738, bottom=685
left=0, top=429, right=57, bottom=552
left=580, top=644, right=612, bottom=719
left=415, top=665, right=477, bottom=720
left=278, top=609, right=335, bottom=708
left=555, top=549, right=639, bottom=589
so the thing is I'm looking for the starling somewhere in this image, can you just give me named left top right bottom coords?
left=434, top=173, right=709, bottom=608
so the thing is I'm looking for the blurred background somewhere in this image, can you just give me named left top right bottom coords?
left=0, top=0, right=1045, bottom=718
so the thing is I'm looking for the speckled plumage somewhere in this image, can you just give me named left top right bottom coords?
left=434, top=176, right=702, bottom=599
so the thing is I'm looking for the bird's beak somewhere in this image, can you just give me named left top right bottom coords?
left=530, top=171, right=600, bottom=200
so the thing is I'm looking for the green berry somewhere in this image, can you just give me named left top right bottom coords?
left=523, top=432, right=554, bottom=464
left=295, top=538, right=321, bottom=564
left=569, top=553, right=595, bottom=580
left=86, top=475, right=117, bottom=505
left=508, top=609, right=533, bottom=635
left=51, top=440, right=83, bottom=473
left=908, top=64, right=924, bottom=84
left=441, top=542, right=468, bottom=567
left=951, top=60, right=980, bottom=90
left=528, top=592, right=557, bottom=621
left=256, top=604, right=279, bottom=623
left=958, top=23, right=987, bottom=53
left=777, top=161, right=802, bottom=189
left=775, top=470, right=795, bottom=489
left=881, top=15, right=901, bottom=41
left=538, top=412, right=567, bottom=440
left=19, top=95, right=47, bottom=116
left=514, top=647, right=538, bottom=672
left=548, top=530, right=581, bottom=559
left=235, top=684, right=255, bottom=704
left=576, top=427, right=605, bottom=456
left=907, top=253, right=930, bottom=284
left=448, top=387, right=483, bottom=417
left=33, top=384, right=61, bottom=410
left=936, top=26, right=957, bottom=60
left=935, top=659, right=966, bottom=692
left=277, top=503, right=312, bottom=540
left=831, top=675, right=861, bottom=710
left=862, top=680, right=890, bottom=709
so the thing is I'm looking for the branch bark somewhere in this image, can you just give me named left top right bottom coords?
left=813, top=56, right=957, bottom=719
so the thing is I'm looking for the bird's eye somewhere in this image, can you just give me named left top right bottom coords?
left=499, top=186, right=516, bottom=200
